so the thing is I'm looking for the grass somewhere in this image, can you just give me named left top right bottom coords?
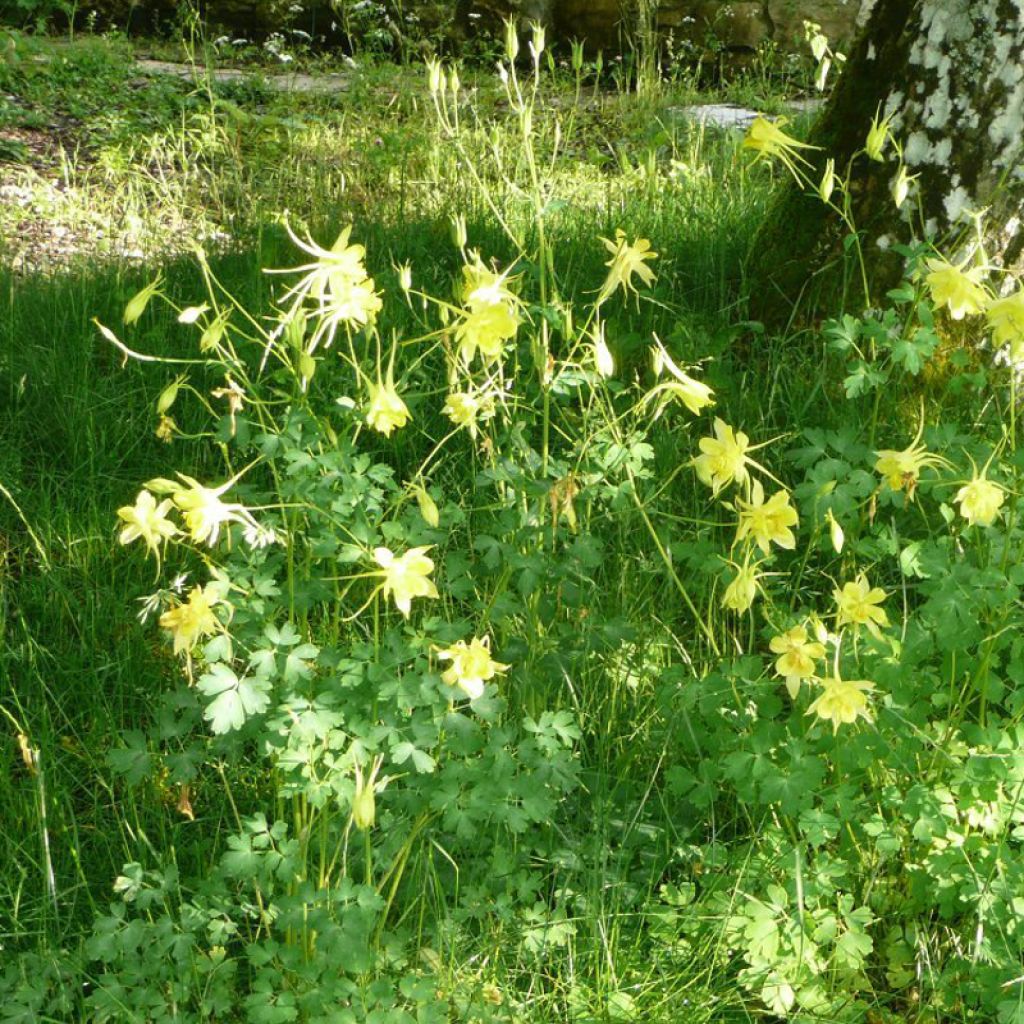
left=4, top=24, right=998, bottom=1024
left=0, top=39, right=782, bottom=1004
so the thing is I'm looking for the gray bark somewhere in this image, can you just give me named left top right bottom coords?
left=752, top=0, right=1024, bottom=313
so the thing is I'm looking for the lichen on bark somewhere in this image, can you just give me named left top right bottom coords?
left=751, top=0, right=1024, bottom=316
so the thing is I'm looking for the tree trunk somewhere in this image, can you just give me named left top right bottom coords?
left=752, top=0, right=1024, bottom=315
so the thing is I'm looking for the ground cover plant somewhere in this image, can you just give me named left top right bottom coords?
left=3, top=14, right=1024, bottom=1024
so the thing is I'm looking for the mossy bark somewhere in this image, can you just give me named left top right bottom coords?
left=751, top=0, right=1024, bottom=319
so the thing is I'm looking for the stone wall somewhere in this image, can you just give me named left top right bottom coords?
left=59, top=0, right=867, bottom=54
left=483, top=0, right=871, bottom=54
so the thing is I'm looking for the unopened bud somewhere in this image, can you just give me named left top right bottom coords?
left=415, top=484, right=440, bottom=528
left=298, top=351, right=317, bottom=381
left=450, top=213, right=467, bottom=250
left=504, top=18, right=519, bottom=62
left=156, top=375, right=186, bottom=415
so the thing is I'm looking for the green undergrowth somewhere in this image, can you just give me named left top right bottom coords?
left=3, top=20, right=1024, bottom=1024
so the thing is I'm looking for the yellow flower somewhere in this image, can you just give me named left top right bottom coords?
left=117, top=490, right=179, bottom=562
left=987, top=287, right=1024, bottom=356
left=924, top=258, right=989, bottom=320
left=161, top=471, right=259, bottom=547
left=436, top=636, right=509, bottom=700
left=461, top=255, right=519, bottom=312
left=955, top=472, right=1004, bottom=527
left=454, top=301, right=520, bottom=365
left=643, top=337, right=715, bottom=417
left=443, top=389, right=497, bottom=437
left=597, top=229, right=657, bottom=304
left=769, top=624, right=825, bottom=699
left=721, top=552, right=763, bottom=614
left=741, top=115, right=818, bottom=179
left=834, top=573, right=889, bottom=638
left=864, top=108, right=892, bottom=162
left=366, top=379, right=409, bottom=436
left=159, top=583, right=224, bottom=656
left=373, top=546, right=439, bottom=617
left=351, top=754, right=384, bottom=831
left=806, top=675, right=875, bottom=733
left=735, top=480, right=799, bottom=555
left=693, top=418, right=752, bottom=494
left=315, top=277, right=383, bottom=337
left=155, top=414, right=176, bottom=443
left=270, top=223, right=383, bottom=351
left=365, top=348, right=410, bottom=438
left=274, top=223, right=369, bottom=306
left=874, top=438, right=950, bottom=495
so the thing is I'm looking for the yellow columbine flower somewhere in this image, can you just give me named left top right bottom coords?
left=834, top=573, right=889, bottom=638
left=366, top=379, right=410, bottom=437
left=442, top=389, right=497, bottom=437
left=373, top=546, right=439, bottom=617
left=365, top=347, right=410, bottom=438
left=270, top=223, right=382, bottom=351
left=769, top=624, right=825, bottom=699
left=159, top=582, right=223, bottom=656
left=924, top=258, right=990, bottom=320
left=158, top=471, right=259, bottom=547
left=643, top=337, right=715, bottom=417
left=461, top=255, right=520, bottom=311
left=273, top=223, right=369, bottom=307
left=735, top=480, right=799, bottom=555
left=955, top=472, right=1004, bottom=527
left=597, top=229, right=657, bottom=304
left=741, top=115, right=818, bottom=180
left=987, top=287, right=1024, bottom=356
left=436, top=636, right=509, bottom=700
left=864, top=108, right=892, bottom=162
left=693, top=418, right=753, bottom=494
left=117, top=489, right=179, bottom=562
left=806, top=675, right=875, bottom=733
left=720, top=552, right=763, bottom=614
left=874, top=437, right=951, bottom=495
left=454, top=301, right=520, bottom=365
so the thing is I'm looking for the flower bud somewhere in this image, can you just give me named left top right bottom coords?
left=504, top=18, right=519, bottom=62
left=818, top=158, right=835, bottom=204
left=178, top=304, right=209, bottom=325
left=592, top=323, right=614, bottom=378
left=529, top=21, right=546, bottom=64
left=450, top=212, right=467, bottom=250
left=826, top=508, right=844, bottom=553
left=352, top=776, right=375, bottom=830
left=298, top=351, right=317, bottom=381
left=571, top=39, right=584, bottom=73
left=415, top=484, right=440, bottom=528
left=426, top=56, right=442, bottom=95
left=123, top=277, right=162, bottom=325
left=351, top=755, right=383, bottom=831
left=156, top=375, right=185, bottom=415
left=200, top=315, right=227, bottom=353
